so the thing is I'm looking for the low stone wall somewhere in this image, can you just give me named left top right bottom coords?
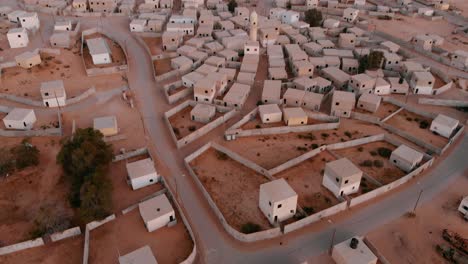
left=307, top=112, right=340, bottom=122
left=351, top=112, right=381, bottom=124
left=113, top=147, right=148, bottom=162
left=432, top=81, right=453, bottom=95
left=418, top=98, right=468, bottom=107
left=85, top=65, right=128, bottom=77
left=381, top=123, right=441, bottom=154
left=82, top=228, right=90, bottom=264
left=440, top=125, right=465, bottom=154
left=86, top=214, right=116, bottom=231
left=231, top=122, right=340, bottom=138
left=226, top=108, right=258, bottom=130
left=0, top=128, right=62, bottom=137
left=83, top=214, right=116, bottom=264
left=50, top=227, right=81, bottom=242
left=0, top=238, right=45, bottom=256
left=211, top=142, right=273, bottom=179
left=0, top=93, right=43, bottom=107
left=363, top=237, right=392, bottom=264
left=121, top=189, right=167, bottom=215
left=155, top=68, right=189, bottom=82
left=327, top=134, right=385, bottom=150
left=268, top=146, right=327, bottom=176
left=0, top=105, right=12, bottom=113
left=283, top=201, right=348, bottom=234
left=381, top=107, right=403, bottom=123
left=383, top=97, right=437, bottom=119
left=431, top=67, right=452, bottom=83
left=163, top=80, right=192, bottom=104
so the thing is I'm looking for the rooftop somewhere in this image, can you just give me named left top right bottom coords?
left=126, top=158, right=156, bottom=180
left=139, top=194, right=174, bottom=223
left=260, top=178, right=297, bottom=202
left=4, top=108, right=34, bottom=122
left=119, top=245, right=158, bottom=264
left=326, top=158, right=362, bottom=179
left=87, top=37, right=111, bottom=55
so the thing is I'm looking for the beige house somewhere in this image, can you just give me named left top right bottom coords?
left=349, top=73, right=375, bottom=95
left=171, top=56, right=192, bottom=71
left=357, top=93, right=381, bottom=113
left=194, top=78, right=217, bottom=103
left=302, top=92, right=323, bottom=111
left=412, top=34, right=433, bottom=51
left=430, top=114, right=459, bottom=139
left=402, top=61, right=426, bottom=77
left=139, top=194, right=176, bottom=232
left=303, top=42, right=323, bottom=56
left=338, top=33, right=357, bottom=49
left=322, top=67, right=350, bottom=89
left=126, top=158, right=160, bottom=190
left=283, top=107, right=308, bottom=126
left=7, top=28, right=29, bottom=48
left=283, top=88, right=305, bottom=107
left=191, top=103, right=216, bottom=123
left=390, top=144, right=424, bottom=172
left=259, top=178, right=297, bottom=225
left=15, top=51, right=41, bottom=69
left=162, top=32, right=184, bottom=51
left=343, top=8, right=359, bottom=23
left=381, top=41, right=400, bottom=53
left=292, top=60, right=314, bottom=78
left=223, top=82, right=250, bottom=109
left=217, top=49, right=238, bottom=62
left=244, top=41, right=260, bottom=55
left=374, top=77, right=391, bottom=95
left=218, top=68, right=237, bottom=83
left=237, top=72, right=256, bottom=86
left=207, top=72, right=228, bottom=96
left=332, top=237, right=378, bottom=264
left=323, top=158, right=363, bottom=198
left=3, top=108, right=36, bottom=130
left=182, top=71, right=204, bottom=88
left=410, top=71, right=434, bottom=95
left=195, top=64, right=218, bottom=76
left=293, top=77, right=316, bottom=92
left=94, top=116, right=118, bottom=137
left=268, top=67, right=288, bottom=80
left=259, top=27, right=279, bottom=47
left=450, top=50, right=468, bottom=69
left=383, top=52, right=402, bottom=71
left=311, top=77, right=333, bottom=93
left=205, top=56, right=226, bottom=68
left=119, top=245, right=158, bottom=264
left=331, top=91, right=355, bottom=118
left=40, top=80, right=66, bottom=107
left=341, top=58, right=359, bottom=74
left=262, top=80, right=282, bottom=104
left=259, top=104, right=282, bottom=124
left=388, top=77, right=409, bottom=94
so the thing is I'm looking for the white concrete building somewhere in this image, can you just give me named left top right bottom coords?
left=323, top=158, right=363, bottom=198
left=7, top=28, right=29, bottom=48
left=119, top=246, right=158, bottom=264
left=458, top=197, right=468, bottom=216
left=281, top=10, right=299, bottom=24
left=410, top=71, right=434, bottom=95
left=259, top=104, right=282, bottom=124
left=262, top=80, right=282, bottom=104
left=182, top=71, right=204, bottom=88
left=357, top=93, right=381, bottom=113
left=3, top=108, right=36, bottom=130
left=40, top=80, right=66, bottom=107
left=450, top=50, right=468, bottom=69
left=349, top=73, right=375, bottom=95
left=332, top=237, right=378, bottom=264
left=18, top=12, right=40, bottom=31
left=430, top=114, right=459, bottom=139
left=194, top=78, right=217, bottom=103
left=130, top=19, right=147, bottom=32
left=126, top=158, right=160, bottom=190
left=139, top=194, right=176, bottom=232
left=259, top=178, right=298, bottom=225
left=244, top=41, right=260, bottom=55
left=93, top=116, right=118, bottom=136
left=87, top=37, right=112, bottom=65
left=374, top=77, right=391, bottom=95
left=343, top=8, right=359, bottom=23
left=191, top=103, right=216, bottom=123
left=390, top=144, right=424, bottom=172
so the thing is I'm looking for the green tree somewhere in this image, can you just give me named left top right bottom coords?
left=304, top=8, right=323, bottom=27
left=358, top=51, right=384, bottom=73
left=11, top=138, right=40, bottom=169
left=79, top=170, right=113, bottom=223
left=228, top=0, right=237, bottom=13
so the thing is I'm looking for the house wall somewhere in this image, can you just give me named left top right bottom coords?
left=131, top=172, right=160, bottom=190
left=146, top=211, right=175, bottom=232
left=91, top=53, right=112, bottom=65
left=0, top=238, right=44, bottom=256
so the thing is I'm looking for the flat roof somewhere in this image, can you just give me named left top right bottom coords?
left=326, top=158, right=362, bottom=179
left=260, top=178, right=297, bottom=202
left=433, top=114, right=459, bottom=128
left=333, top=90, right=355, bottom=102
left=4, top=108, right=34, bottom=121
left=283, top=107, right=307, bottom=119
left=126, top=158, right=156, bottom=180
left=40, top=80, right=65, bottom=98
left=93, top=115, right=117, bottom=130
left=358, top=93, right=381, bottom=104
left=333, top=237, right=377, bottom=264
left=323, top=67, right=350, bottom=82
left=352, top=73, right=374, bottom=83
left=87, top=37, right=111, bottom=55
left=191, top=103, right=216, bottom=117
left=119, top=245, right=158, bottom=264
left=259, top=103, right=281, bottom=115
left=392, top=144, right=424, bottom=163
left=303, top=91, right=324, bottom=104
left=139, top=194, right=174, bottom=223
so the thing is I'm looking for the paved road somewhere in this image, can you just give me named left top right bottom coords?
left=79, top=17, right=468, bottom=264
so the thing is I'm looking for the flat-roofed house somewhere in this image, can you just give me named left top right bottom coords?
left=87, top=37, right=112, bottom=65
left=381, top=41, right=400, bottom=53
left=285, top=44, right=308, bottom=62
left=302, top=91, right=323, bottom=111
left=323, top=158, right=363, bottom=198
left=323, top=18, right=340, bottom=29
left=281, top=10, right=299, bottom=24
left=338, top=33, right=357, bottom=49
left=450, top=50, right=468, bottom=69
left=311, top=77, right=332, bottom=93
left=191, top=103, right=216, bottom=123
left=171, top=56, right=192, bottom=71
left=357, top=93, right=381, bottom=113
left=244, top=41, right=260, bottom=55
left=217, top=49, right=239, bottom=62
left=119, top=246, right=158, bottom=264
left=3, top=108, right=36, bottom=130
left=390, top=144, right=424, bottom=172
left=204, top=41, right=225, bottom=55
left=195, top=64, right=218, bottom=76
left=182, top=71, right=204, bottom=88
left=283, top=88, right=305, bottom=107
left=50, top=32, right=73, bottom=48
left=167, top=23, right=194, bottom=36
left=259, top=178, right=297, bottom=225
left=267, top=44, right=284, bottom=59
left=207, top=72, right=228, bottom=95
left=223, top=82, right=250, bottom=109
left=349, top=73, right=375, bottom=95
left=412, top=34, right=433, bottom=51
left=331, top=90, right=355, bottom=118
left=283, top=107, right=308, bottom=126
left=374, top=77, right=391, bottom=95
left=341, top=58, right=359, bottom=74
left=322, top=67, right=350, bottom=89
left=410, top=71, right=434, bottom=95
left=259, top=28, right=279, bottom=47
left=15, top=51, right=41, bottom=69
left=139, top=194, right=176, bottom=232
left=194, top=78, right=217, bottom=103
left=7, top=28, right=29, bottom=48
left=388, top=77, right=409, bottom=94
left=303, top=42, right=323, bottom=56
left=292, top=60, right=314, bottom=78
left=40, top=80, right=66, bottom=107
left=18, top=12, right=40, bottom=31
left=218, top=68, right=236, bottom=83
left=126, top=158, right=160, bottom=190
left=262, top=80, right=282, bottom=104
left=72, top=0, right=88, bottom=11
left=162, top=32, right=184, bottom=51
left=383, top=52, right=402, bottom=71
left=332, top=237, right=378, bottom=264
left=235, top=6, right=249, bottom=17
left=236, top=72, right=256, bottom=86
left=430, top=114, right=459, bottom=138
left=458, top=197, right=468, bottom=216
left=259, top=104, right=282, bottom=124
left=294, top=77, right=317, bottom=92
left=205, top=56, right=226, bottom=68
left=402, top=61, right=426, bottom=77
left=93, top=116, right=118, bottom=136
left=343, top=8, right=359, bottom=23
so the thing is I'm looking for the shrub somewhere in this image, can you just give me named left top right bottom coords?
left=419, top=120, right=429, bottom=129
left=227, top=0, right=237, bottom=13
left=216, top=151, right=228, bottom=160
left=188, top=125, right=197, bottom=132
left=11, top=139, right=39, bottom=169
left=173, top=127, right=180, bottom=135
left=406, top=117, right=413, bottom=121
left=360, top=160, right=373, bottom=167
left=256, top=100, right=263, bottom=106
left=297, top=146, right=308, bottom=151
left=358, top=147, right=364, bottom=152
left=373, top=160, right=384, bottom=168
left=255, top=124, right=261, bottom=129
left=370, top=151, right=377, bottom=156
left=344, top=131, right=352, bottom=138
left=321, top=133, right=329, bottom=138
left=303, top=206, right=315, bottom=214
left=286, top=1, right=292, bottom=9
left=377, top=147, right=392, bottom=158
left=241, top=222, right=261, bottom=234
left=377, top=15, right=392, bottom=20
left=304, top=8, right=323, bottom=27
left=311, top=143, right=319, bottom=149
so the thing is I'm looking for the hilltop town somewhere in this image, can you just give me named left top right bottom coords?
left=0, top=0, right=467, bottom=263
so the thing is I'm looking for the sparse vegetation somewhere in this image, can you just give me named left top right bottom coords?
left=419, top=120, right=429, bottom=129
left=373, top=160, right=384, bottom=168
left=0, top=139, right=40, bottom=177
left=298, top=133, right=316, bottom=140
left=227, top=0, right=237, bottom=13
left=358, top=147, right=364, bottom=152
left=255, top=124, right=261, bottom=129
left=297, top=146, right=308, bottom=151
left=173, top=127, right=180, bottom=136
left=344, top=131, right=352, bottom=138
left=360, top=160, right=373, bottom=167
left=321, top=133, right=329, bottom=138
left=188, top=125, right=197, bottom=132
left=303, top=206, right=315, bottom=214
left=216, top=150, right=228, bottom=160
left=311, top=143, right=319, bottom=149
left=370, top=150, right=378, bottom=156
left=241, top=222, right=261, bottom=234
left=377, top=147, right=392, bottom=158
left=304, top=8, right=323, bottom=27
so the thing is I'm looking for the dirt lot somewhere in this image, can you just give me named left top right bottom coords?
left=355, top=102, right=401, bottom=120
left=168, top=105, right=223, bottom=140
left=0, top=236, right=83, bottom=264
left=83, top=33, right=127, bottom=69
left=334, top=141, right=406, bottom=185
left=385, top=109, right=448, bottom=148
left=0, top=136, right=73, bottom=245
left=222, top=118, right=388, bottom=170
left=141, top=37, right=163, bottom=57
left=89, top=205, right=193, bottom=264
left=0, top=49, right=126, bottom=100
left=153, top=57, right=173, bottom=76
left=367, top=174, right=468, bottom=264
left=275, top=151, right=341, bottom=213
left=189, top=148, right=271, bottom=231
left=241, top=116, right=327, bottom=130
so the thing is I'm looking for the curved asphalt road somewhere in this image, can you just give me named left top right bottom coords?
left=81, top=17, right=467, bottom=264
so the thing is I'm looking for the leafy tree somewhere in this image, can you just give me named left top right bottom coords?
left=358, top=51, right=384, bottom=73
left=227, top=0, right=237, bottom=13
left=304, top=8, right=323, bottom=27
left=286, top=1, right=292, bottom=9
left=241, top=222, right=261, bottom=234
left=57, top=128, right=113, bottom=221
left=11, top=139, right=39, bottom=169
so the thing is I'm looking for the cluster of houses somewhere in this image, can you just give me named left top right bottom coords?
left=2, top=9, right=40, bottom=49
left=71, top=0, right=137, bottom=14
left=50, top=19, right=79, bottom=48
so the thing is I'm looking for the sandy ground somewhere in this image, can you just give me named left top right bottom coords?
left=89, top=206, right=193, bottom=264
left=153, top=57, right=172, bottom=76
left=355, top=102, right=401, bottom=120
left=367, top=173, right=468, bottom=264
left=141, top=37, right=163, bottom=56
left=385, top=109, right=448, bottom=149
left=222, top=118, right=388, bottom=170
left=168, top=105, right=224, bottom=140
left=190, top=148, right=271, bottom=231
left=335, top=141, right=406, bottom=185
left=0, top=236, right=83, bottom=264
left=0, top=48, right=126, bottom=100
left=275, top=151, right=341, bottom=213
left=83, top=33, right=127, bottom=69
left=365, top=13, right=468, bottom=52
left=242, top=116, right=326, bottom=130
left=0, top=136, right=73, bottom=245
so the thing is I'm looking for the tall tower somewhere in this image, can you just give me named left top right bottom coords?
left=250, top=10, right=258, bottom=42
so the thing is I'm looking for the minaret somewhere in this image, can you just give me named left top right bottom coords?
left=250, top=10, right=258, bottom=42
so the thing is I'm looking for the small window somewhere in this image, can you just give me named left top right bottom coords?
left=269, top=201, right=271, bottom=206
left=335, top=102, right=340, bottom=106
left=277, top=204, right=282, bottom=209
left=345, top=180, right=349, bottom=184
left=336, top=178, right=339, bottom=183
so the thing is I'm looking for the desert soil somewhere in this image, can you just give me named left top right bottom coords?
left=141, top=37, right=163, bottom=56
left=189, top=148, right=271, bottom=231
left=168, top=105, right=223, bottom=140
left=355, top=102, right=401, bottom=120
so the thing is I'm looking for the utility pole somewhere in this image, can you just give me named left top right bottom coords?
left=413, top=189, right=423, bottom=213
